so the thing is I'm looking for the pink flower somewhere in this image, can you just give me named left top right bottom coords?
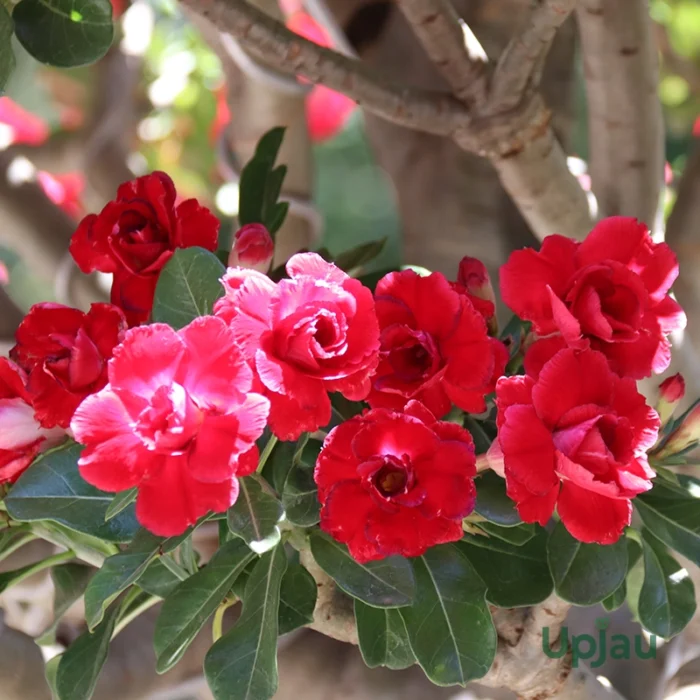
left=71, top=317, right=270, bottom=536
left=0, top=97, right=50, bottom=146
left=36, top=171, right=85, bottom=219
left=0, top=358, right=63, bottom=484
left=228, top=223, right=274, bottom=273
left=214, top=253, right=380, bottom=440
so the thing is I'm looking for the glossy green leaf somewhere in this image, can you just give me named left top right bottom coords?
left=45, top=654, right=61, bottom=697
left=84, top=529, right=172, bottom=630
left=602, top=581, right=627, bottom=612
left=238, top=127, right=288, bottom=234
left=333, top=238, right=387, bottom=273
left=547, top=521, right=628, bottom=605
left=0, top=5, right=14, bottom=92
left=478, top=521, right=535, bottom=545
left=603, top=539, right=642, bottom=612
left=399, top=544, right=496, bottom=685
left=310, top=531, right=415, bottom=608
left=136, top=559, right=182, bottom=599
left=281, top=461, right=320, bottom=527
left=13, top=0, right=114, bottom=68
left=154, top=539, right=254, bottom=674
left=151, top=247, right=225, bottom=329
left=55, top=596, right=121, bottom=700
left=37, top=563, right=94, bottom=645
left=463, top=416, right=493, bottom=455
left=205, top=545, right=287, bottom=700
left=105, top=488, right=137, bottom=521
left=635, top=475, right=700, bottom=566
left=460, top=529, right=553, bottom=607
left=227, top=477, right=284, bottom=554
left=5, top=441, right=138, bottom=542
left=355, top=600, right=415, bottom=670
left=638, top=530, right=696, bottom=638
left=278, top=562, right=317, bottom=635
left=474, top=471, right=521, bottom=526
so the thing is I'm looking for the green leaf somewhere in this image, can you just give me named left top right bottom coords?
left=5, top=441, right=138, bottom=542
left=399, top=544, right=496, bottom=685
left=278, top=562, right=317, bottom=635
left=499, top=314, right=529, bottom=361
left=333, top=238, right=387, bottom=273
left=151, top=247, right=225, bottom=329
left=281, top=460, right=320, bottom=527
left=37, top=563, right=94, bottom=645
left=309, top=531, right=415, bottom=608
left=84, top=529, right=171, bottom=630
left=638, top=529, right=696, bottom=638
left=547, top=521, right=628, bottom=605
left=463, top=416, right=493, bottom=455
left=136, top=559, right=181, bottom=599
left=460, top=529, right=553, bottom=607
left=227, top=477, right=284, bottom=554
left=0, top=5, right=14, bottom=92
left=13, top=0, right=114, bottom=68
left=238, top=127, right=287, bottom=233
left=55, top=595, right=122, bottom=700
left=602, top=582, right=627, bottom=612
left=45, top=654, right=61, bottom=697
left=355, top=600, right=415, bottom=670
left=478, top=521, right=535, bottom=545
left=105, top=488, right=137, bottom=521
left=474, top=471, right=521, bottom=526
left=205, top=545, right=287, bottom=700
left=154, top=539, right=254, bottom=674
left=635, top=474, right=700, bottom=566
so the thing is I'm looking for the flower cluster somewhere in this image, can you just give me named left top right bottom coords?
left=2, top=172, right=686, bottom=560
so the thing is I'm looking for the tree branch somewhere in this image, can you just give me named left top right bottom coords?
left=576, top=0, right=664, bottom=226
left=395, top=0, right=488, bottom=105
left=178, top=0, right=469, bottom=136
left=489, top=0, right=577, bottom=113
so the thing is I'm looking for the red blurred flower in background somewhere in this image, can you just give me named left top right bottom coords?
left=0, top=358, right=64, bottom=484
left=11, top=303, right=127, bottom=429
left=368, top=269, right=507, bottom=418
left=215, top=253, right=379, bottom=440
left=495, top=343, right=659, bottom=545
left=500, top=216, right=685, bottom=379
left=70, top=171, right=219, bottom=326
left=71, top=317, right=270, bottom=536
left=315, top=400, right=477, bottom=562
left=37, top=171, right=85, bottom=219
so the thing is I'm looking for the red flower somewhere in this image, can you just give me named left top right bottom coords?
left=69, top=172, right=219, bottom=326
left=10, top=303, right=127, bottom=429
left=315, top=401, right=476, bottom=562
left=367, top=269, right=508, bottom=418
left=495, top=343, right=660, bottom=545
left=228, top=223, right=274, bottom=273
left=37, top=171, right=85, bottom=219
left=214, top=253, right=380, bottom=441
left=0, top=358, right=64, bottom=484
left=71, top=317, right=270, bottom=536
left=657, top=373, right=685, bottom=427
left=500, top=217, right=686, bottom=379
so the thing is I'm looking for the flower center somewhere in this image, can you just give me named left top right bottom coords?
left=374, top=464, right=408, bottom=496
left=135, top=383, right=202, bottom=454
left=387, top=331, right=437, bottom=382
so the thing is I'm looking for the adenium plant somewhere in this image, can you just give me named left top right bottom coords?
left=1, top=129, right=699, bottom=700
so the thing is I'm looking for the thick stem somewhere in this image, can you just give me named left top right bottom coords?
left=178, top=0, right=468, bottom=136
left=489, top=0, right=577, bottom=113
left=488, top=105, right=593, bottom=240
left=576, top=0, right=663, bottom=225
left=396, top=0, right=488, bottom=105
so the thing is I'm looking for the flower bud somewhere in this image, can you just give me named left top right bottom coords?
left=457, top=256, right=497, bottom=334
left=657, top=373, right=685, bottom=426
left=228, top=223, right=274, bottom=273
left=659, top=402, right=700, bottom=458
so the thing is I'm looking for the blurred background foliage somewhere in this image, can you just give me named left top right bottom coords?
left=0, top=0, right=697, bottom=310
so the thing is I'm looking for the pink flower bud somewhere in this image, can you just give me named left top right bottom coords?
left=456, top=256, right=497, bottom=334
left=228, top=223, right=274, bottom=273
left=657, top=373, right=685, bottom=427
